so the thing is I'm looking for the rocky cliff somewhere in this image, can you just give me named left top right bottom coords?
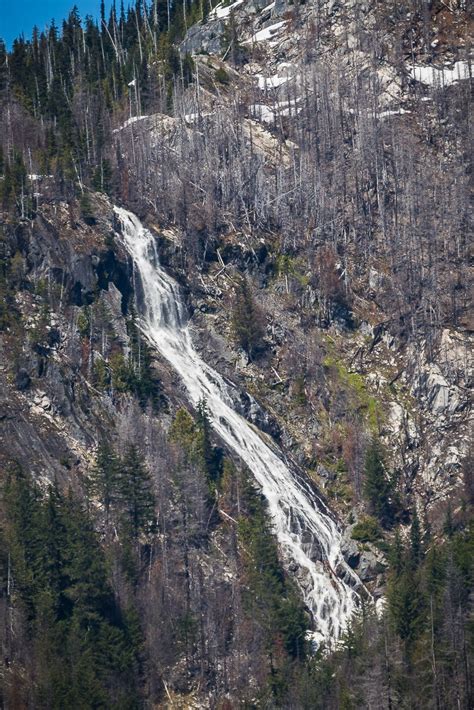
left=0, top=0, right=472, bottom=707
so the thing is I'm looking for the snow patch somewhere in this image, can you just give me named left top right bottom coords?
left=257, top=73, right=289, bottom=90
left=250, top=97, right=302, bottom=125
left=209, top=0, right=244, bottom=19
left=113, top=115, right=149, bottom=133
left=249, top=104, right=276, bottom=123
left=244, top=20, right=287, bottom=44
left=407, top=60, right=471, bottom=87
left=377, top=108, right=411, bottom=119
left=182, top=112, right=213, bottom=123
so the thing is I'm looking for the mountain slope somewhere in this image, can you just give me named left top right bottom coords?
left=0, top=0, right=472, bottom=707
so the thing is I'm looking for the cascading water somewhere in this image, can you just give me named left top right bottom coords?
left=115, top=206, right=363, bottom=644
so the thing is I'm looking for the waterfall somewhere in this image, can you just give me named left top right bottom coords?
left=115, top=206, right=363, bottom=644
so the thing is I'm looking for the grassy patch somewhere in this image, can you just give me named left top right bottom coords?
left=323, top=355, right=383, bottom=432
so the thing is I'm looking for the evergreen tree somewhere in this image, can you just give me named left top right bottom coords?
left=238, top=470, right=308, bottom=671
left=389, top=528, right=404, bottom=576
left=169, top=406, right=197, bottom=454
left=409, top=508, right=423, bottom=568
left=169, top=402, right=221, bottom=489
left=4, top=469, right=141, bottom=707
left=231, top=277, right=266, bottom=359
left=127, top=312, right=161, bottom=409
left=195, top=397, right=220, bottom=484
left=87, top=439, right=120, bottom=524
left=363, top=441, right=395, bottom=527
left=119, top=444, right=156, bottom=539
left=443, top=501, right=454, bottom=538
left=92, top=158, right=113, bottom=194
left=4, top=464, right=45, bottom=616
left=0, top=39, right=7, bottom=93
left=388, top=565, right=424, bottom=655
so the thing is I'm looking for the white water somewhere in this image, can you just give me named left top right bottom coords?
left=115, top=206, right=362, bottom=644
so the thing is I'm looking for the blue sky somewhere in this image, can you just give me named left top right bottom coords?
left=0, top=0, right=112, bottom=47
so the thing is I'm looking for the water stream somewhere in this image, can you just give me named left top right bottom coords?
left=115, top=206, right=363, bottom=643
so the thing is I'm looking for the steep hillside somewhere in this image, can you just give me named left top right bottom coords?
left=0, top=0, right=472, bottom=707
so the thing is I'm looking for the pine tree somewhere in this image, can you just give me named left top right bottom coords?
left=388, top=567, right=424, bottom=653
left=443, top=502, right=454, bottom=538
left=195, top=397, right=219, bottom=484
left=118, top=444, right=156, bottom=539
left=238, top=470, right=307, bottom=666
left=4, top=471, right=142, bottom=707
left=61, top=492, right=111, bottom=614
left=389, top=528, right=404, bottom=576
left=409, top=508, right=423, bottom=568
left=87, top=439, right=120, bottom=523
left=363, top=441, right=395, bottom=527
left=4, top=464, right=44, bottom=616
left=231, top=277, right=266, bottom=359
left=169, top=402, right=220, bottom=488
left=169, top=406, right=197, bottom=455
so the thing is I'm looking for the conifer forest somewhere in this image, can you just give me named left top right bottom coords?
left=0, top=0, right=472, bottom=707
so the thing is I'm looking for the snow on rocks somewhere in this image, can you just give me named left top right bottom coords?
left=113, top=115, right=150, bottom=133
left=377, top=108, right=411, bottom=119
left=257, top=73, right=289, bottom=89
left=249, top=104, right=276, bottom=123
left=348, top=106, right=410, bottom=120
left=183, top=111, right=213, bottom=123
left=250, top=99, right=302, bottom=124
left=209, top=0, right=244, bottom=19
left=244, top=20, right=287, bottom=44
left=407, top=60, right=471, bottom=87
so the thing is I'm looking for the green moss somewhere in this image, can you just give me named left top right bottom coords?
left=109, top=352, right=131, bottom=392
left=275, top=254, right=295, bottom=277
left=367, top=396, right=379, bottom=432
left=323, top=355, right=383, bottom=433
left=336, top=457, right=347, bottom=474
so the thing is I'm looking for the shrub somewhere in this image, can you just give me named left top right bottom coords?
left=215, top=67, right=230, bottom=85
left=351, top=515, right=382, bottom=543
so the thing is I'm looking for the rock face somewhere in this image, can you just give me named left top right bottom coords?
left=340, top=529, right=360, bottom=569
left=122, top=0, right=472, bottom=596
left=357, top=549, right=386, bottom=583
left=0, top=0, right=471, bottom=657
left=181, top=19, right=226, bottom=55
left=0, top=200, right=136, bottom=483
